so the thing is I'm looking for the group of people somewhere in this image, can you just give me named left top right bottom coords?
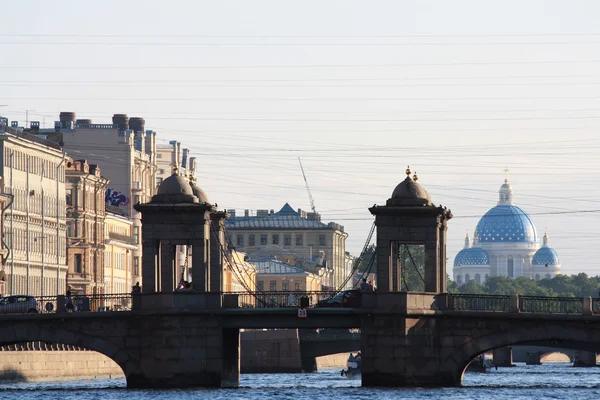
left=359, top=278, right=375, bottom=292
left=65, top=289, right=90, bottom=312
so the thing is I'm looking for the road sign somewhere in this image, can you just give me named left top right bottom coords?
left=297, top=307, right=308, bottom=319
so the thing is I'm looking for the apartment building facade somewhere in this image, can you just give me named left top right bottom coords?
left=29, top=112, right=157, bottom=288
left=104, top=205, right=137, bottom=295
left=65, top=158, right=109, bottom=295
left=155, top=141, right=197, bottom=189
left=224, top=203, right=348, bottom=290
left=0, top=117, right=68, bottom=296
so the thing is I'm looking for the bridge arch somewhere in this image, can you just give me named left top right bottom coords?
left=441, top=321, right=600, bottom=384
left=0, top=323, right=132, bottom=381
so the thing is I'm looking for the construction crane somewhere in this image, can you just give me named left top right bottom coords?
left=298, top=157, right=317, bottom=214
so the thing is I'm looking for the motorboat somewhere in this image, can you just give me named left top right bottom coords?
left=341, top=353, right=361, bottom=378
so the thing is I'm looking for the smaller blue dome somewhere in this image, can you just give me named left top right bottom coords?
left=533, top=247, right=560, bottom=266
left=454, top=247, right=490, bottom=266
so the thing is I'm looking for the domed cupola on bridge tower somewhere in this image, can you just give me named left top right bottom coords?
left=369, top=166, right=453, bottom=293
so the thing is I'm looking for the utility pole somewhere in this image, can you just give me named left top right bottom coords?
left=26, top=109, right=35, bottom=127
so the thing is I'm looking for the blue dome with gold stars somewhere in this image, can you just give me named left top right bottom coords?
left=474, top=204, right=538, bottom=243
left=532, top=233, right=560, bottom=266
left=454, top=247, right=490, bottom=266
left=473, top=179, right=538, bottom=243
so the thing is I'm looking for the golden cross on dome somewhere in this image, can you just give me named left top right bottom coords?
left=504, top=167, right=510, bottom=182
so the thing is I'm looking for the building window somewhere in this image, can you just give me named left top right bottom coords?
left=507, top=258, right=514, bottom=278
left=282, top=281, right=289, bottom=290
left=74, top=254, right=83, bottom=273
left=66, top=222, right=74, bottom=238
left=66, top=189, right=73, bottom=206
left=295, top=234, right=303, bottom=246
left=133, top=226, right=139, bottom=244
left=295, top=282, right=301, bottom=290
left=475, top=274, right=481, bottom=284
left=134, top=257, right=140, bottom=276
left=319, top=234, right=326, bottom=246
left=284, top=234, right=291, bottom=246
left=257, top=280, right=264, bottom=290
left=272, top=234, right=279, bottom=245
left=260, top=234, right=267, bottom=246
left=270, top=280, right=277, bottom=290
left=236, top=234, right=244, bottom=247
left=156, top=177, right=163, bottom=187
left=248, top=234, right=255, bottom=246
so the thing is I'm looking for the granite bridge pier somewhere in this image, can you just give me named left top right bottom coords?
left=1, top=170, right=600, bottom=388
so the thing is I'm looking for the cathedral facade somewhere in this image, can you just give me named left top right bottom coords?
left=453, top=179, right=561, bottom=286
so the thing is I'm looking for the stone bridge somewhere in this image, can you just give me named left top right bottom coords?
left=1, top=292, right=600, bottom=388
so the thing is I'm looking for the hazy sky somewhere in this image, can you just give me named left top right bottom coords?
left=2, top=1, right=600, bottom=277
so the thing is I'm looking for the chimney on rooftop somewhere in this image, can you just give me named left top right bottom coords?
left=112, top=114, right=129, bottom=130
left=59, top=112, right=76, bottom=129
left=129, top=117, right=145, bottom=133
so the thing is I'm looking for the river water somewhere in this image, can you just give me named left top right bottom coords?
left=0, top=363, right=598, bottom=400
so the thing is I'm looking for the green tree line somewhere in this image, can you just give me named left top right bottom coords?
left=447, top=273, right=600, bottom=297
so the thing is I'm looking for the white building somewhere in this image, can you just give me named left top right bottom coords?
left=0, top=118, right=68, bottom=296
left=453, top=179, right=561, bottom=285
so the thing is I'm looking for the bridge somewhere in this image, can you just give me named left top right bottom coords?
left=1, top=291, right=600, bottom=388
left=3, top=169, right=599, bottom=389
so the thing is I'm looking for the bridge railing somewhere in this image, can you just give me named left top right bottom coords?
left=446, top=294, right=511, bottom=312
left=223, top=291, right=337, bottom=308
left=519, top=296, right=583, bottom=314
left=32, top=293, right=133, bottom=314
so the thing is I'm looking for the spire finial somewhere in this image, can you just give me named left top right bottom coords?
left=504, top=167, right=510, bottom=183
left=412, top=171, right=418, bottom=182
left=172, top=164, right=179, bottom=175
left=405, top=165, right=411, bottom=178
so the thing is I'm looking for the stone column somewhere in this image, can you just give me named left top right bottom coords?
left=438, top=221, right=448, bottom=293
left=222, top=328, right=240, bottom=387
left=209, top=213, right=226, bottom=293
left=375, top=230, right=391, bottom=292
left=424, top=244, right=440, bottom=293
left=526, top=352, right=542, bottom=365
left=574, top=351, right=597, bottom=367
left=492, top=347, right=515, bottom=367
left=160, top=243, right=175, bottom=292
left=192, top=238, right=209, bottom=292
left=142, top=239, right=158, bottom=293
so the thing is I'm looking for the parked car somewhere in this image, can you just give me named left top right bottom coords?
left=315, top=290, right=362, bottom=308
left=0, top=295, right=39, bottom=314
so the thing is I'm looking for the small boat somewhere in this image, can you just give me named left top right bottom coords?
left=467, top=355, right=496, bottom=373
left=341, top=353, right=361, bottom=378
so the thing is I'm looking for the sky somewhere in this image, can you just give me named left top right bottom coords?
left=1, top=0, right=600, bottom=277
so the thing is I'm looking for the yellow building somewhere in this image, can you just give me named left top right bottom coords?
left=253, top=260, right=322, bottom=307
left=224, top=250, right=258, bottom=292
left=104, top=205, right=137, bottom=295
left=225, top=203, right=348, bottom=290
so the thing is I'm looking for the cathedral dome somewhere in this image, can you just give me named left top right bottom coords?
left=454, top=247, right=490, bottom=266
left=474, top=179, right=537, bottom=243
left=532, top=233, right=560, bottom=266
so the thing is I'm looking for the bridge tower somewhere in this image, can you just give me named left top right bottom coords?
left=369, top=166, right=452, bottom=293
left=362, top=167, right=453, bottom=387
left=133, top=171, right=237, bottom=388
